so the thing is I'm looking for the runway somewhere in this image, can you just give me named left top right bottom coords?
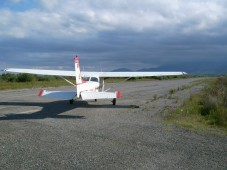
left=0, top=78, right=226, bottom=169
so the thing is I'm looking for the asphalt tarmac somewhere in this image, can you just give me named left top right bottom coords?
left=0, top=78, right=226, bottom=169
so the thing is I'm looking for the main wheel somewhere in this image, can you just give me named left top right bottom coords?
left=112, top=98, right=116, bottom=105
left=69, top=99, right=74, bottom=104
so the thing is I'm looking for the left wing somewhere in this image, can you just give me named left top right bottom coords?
left=4, top=68, right=186, bottom=77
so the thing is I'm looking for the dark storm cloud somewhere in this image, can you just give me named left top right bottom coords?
left=0, top=0, right=227, bottom=73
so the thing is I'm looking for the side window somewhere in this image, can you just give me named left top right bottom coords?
left=90, top=77, right=99, bottom=82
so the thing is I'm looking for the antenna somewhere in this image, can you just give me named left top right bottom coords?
left=100, top=63, right=102, bottom=72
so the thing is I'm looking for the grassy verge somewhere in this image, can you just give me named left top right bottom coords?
left=0, top=80, right=71, bottom=90
left=165, top=77, right=227, bottom=135
left=0, top=73, right=76, bottom=90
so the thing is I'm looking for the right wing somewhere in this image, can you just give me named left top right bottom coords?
left=81, top=71, right=187, bottom=78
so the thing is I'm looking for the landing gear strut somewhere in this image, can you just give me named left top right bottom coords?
left=69, top=99, right=74, bottom=104
left=112, top=98, right=116, bottom=105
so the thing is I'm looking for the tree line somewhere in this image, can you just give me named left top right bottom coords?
left=0, top=73, right=57, bottom=82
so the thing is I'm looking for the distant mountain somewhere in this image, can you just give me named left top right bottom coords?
left=112, top=68, right=132, bottom=72
left=138, top=61, right=227, bottom=75
left=112, top=61, right=227, bottom=75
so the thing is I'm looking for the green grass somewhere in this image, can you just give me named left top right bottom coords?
left=0, top=73, right=77, bottom=90
left=0, top=80, right=72, bottom=90
left=165, top=77, right=227, bottom=135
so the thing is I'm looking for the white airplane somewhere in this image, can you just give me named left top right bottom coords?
left=4, top=56, right=186, bottom=105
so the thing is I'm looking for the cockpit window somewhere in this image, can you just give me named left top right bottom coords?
left=82, top=77, right=90, bottom=81
left=90, top=77, right=99, bottom=82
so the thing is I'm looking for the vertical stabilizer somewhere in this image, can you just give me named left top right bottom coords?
left=74, top=56, right=82, bottom=84
left=74, top=56, right=82, bottom=98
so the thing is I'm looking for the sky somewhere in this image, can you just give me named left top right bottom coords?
left=0, top=0, right=227, bottom=73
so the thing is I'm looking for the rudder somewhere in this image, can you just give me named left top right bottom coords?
left=74, top=56, right=83, bottom=84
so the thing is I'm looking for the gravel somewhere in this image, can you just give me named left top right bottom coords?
left=0, top=78, right=226, bottom=169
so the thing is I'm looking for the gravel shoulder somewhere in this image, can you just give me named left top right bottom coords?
left=0, top=78, right=226, bottom=169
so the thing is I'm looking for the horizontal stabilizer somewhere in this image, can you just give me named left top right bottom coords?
left=81, top=91, right=120, bottom=100
left=38, top=89, right=77, bottom=100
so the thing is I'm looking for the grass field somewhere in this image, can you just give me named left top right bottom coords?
left=0, top=73, right=75, bottom=90
left=165, top=77, right=227, bottom=135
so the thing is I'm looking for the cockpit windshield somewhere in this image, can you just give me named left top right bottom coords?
left=82, top=77, right=90, bottom=81
left=82, top=77, right=99, bottom=82
left=90, top=77, right=99, bottom=82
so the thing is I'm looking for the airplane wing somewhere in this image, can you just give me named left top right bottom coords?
left=4, top=68, right=186, bottom=77
left=4, top=68, right=75, bottom=76
left=81, top=71, right=187, bottom=77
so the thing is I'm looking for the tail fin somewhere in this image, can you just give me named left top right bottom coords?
left=74, top=56, right=83, bottom=98
left=74, top=56, right=83, bottom=84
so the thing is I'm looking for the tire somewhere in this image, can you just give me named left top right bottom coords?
left=112, top=98, right=116, bottom=105
left=69, top=99, right=74, bottom=104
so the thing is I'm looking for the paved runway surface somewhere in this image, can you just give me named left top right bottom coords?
left=0, top=78, right=226, bottom=169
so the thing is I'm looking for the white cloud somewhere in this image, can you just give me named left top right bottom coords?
left=38, top=0, right=60, bottom=11
left=0, top=0, right=226, bottom=39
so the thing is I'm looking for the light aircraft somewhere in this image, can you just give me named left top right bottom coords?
left=4, top=56, right=186, bottom=105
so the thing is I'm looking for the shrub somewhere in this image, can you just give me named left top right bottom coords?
left=1, top=73, right=17, bottom=82
left=200, top=77, right=227, bottom=127
left=201, top=95, right=218, bottom=116
left=16, top=73, right=35, bottom=82
left=207, top=107, right=227, bottom=127
left=37, top=76, right=56, bottom=81
left=169, top=89, right=176, bottom=95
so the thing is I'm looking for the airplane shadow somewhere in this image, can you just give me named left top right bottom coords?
left=0, top=100, right=139, bottom=121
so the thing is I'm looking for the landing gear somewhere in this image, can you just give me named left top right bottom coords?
left=112, top=98, right=116, bottom=105
left=69, top=99, right=74, bottom=104
left=95, top=99, right=97, bottom=102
